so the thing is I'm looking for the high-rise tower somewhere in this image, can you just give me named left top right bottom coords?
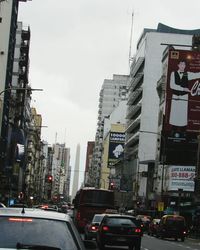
left=71, top=144, right=80, bottom=200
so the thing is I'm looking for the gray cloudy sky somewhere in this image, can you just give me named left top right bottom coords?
left=18, top=0, right=200, bottom=187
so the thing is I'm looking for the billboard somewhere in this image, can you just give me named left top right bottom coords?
left=162, top=49, right=200, bottom=164
left=108, top=132, right=125, bottom=167
left=167, top=165, right=195, bottom=192
left=164, top=49, right=200, bottom=135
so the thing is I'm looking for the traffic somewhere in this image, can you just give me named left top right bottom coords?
left=1, top=187, right=200, bottom=250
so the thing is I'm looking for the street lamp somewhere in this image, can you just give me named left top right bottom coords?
left=0, top=87, right=43, bottom=96
left=139, top=130, right=166, bottom=201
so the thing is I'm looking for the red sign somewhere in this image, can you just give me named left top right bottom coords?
left=164, top=49, right=200, bottom=133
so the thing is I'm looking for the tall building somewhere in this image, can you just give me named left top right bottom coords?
left=0, top=0, right=29, bottom=170
left=125, top=23, right=200, bottom=208
left=71, top=144, right=80, bottom=200
left=89, top=74, right=129, bottom=187
left=84, top=141, right=94, bottom=186
left=51, top=143, right=71, bottom=201
left=0, top=0, right=31, bottom=203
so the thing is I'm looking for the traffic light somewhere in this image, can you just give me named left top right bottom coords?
left=47, top=175, right=53, bottom=183
left=18, top=192, right=24, bottom=200
left=110, top=182, right=114, bottom=190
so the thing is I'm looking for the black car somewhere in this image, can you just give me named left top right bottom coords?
left=96, top=214, right=142, bottom=250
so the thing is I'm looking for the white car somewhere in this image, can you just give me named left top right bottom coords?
left=0, top=208, right=97, bottom=250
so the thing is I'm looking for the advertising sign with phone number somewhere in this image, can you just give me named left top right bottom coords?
left=168, top=165, right=195, bottom=192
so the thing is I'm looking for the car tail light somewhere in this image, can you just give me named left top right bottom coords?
left=90, top=225, right=97, bottom=231
left=9, top=218, right=33, bottom=222
left=102, top=226, right=109, bottom=231
left=135, top=228, right=142, bottom=233
left=41, top=205, right=48, bottom=209
left=76, top=212, right=81, bottom=220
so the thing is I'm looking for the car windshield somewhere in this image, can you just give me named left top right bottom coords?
left=0, top=217, right=80, bottom=250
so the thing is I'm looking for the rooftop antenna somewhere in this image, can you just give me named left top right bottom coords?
left=55, top=132, right=57, bottom=144
left=129, top=11, right=134, bottom=68
left=64, top=128, right=67, bottom=145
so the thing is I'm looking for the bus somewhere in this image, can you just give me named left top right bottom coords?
left=73, top=187, right=115, bottom=232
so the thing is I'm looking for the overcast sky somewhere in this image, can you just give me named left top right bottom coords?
left=18, top=0, right=200, bottom=189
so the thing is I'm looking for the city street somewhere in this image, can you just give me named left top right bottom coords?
left=87, top=234, right=200, bottom=250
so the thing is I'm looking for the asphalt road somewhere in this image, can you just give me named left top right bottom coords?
left=83, top=234, right=200, bottom=250
left=141, top=234, right=200, bottom=250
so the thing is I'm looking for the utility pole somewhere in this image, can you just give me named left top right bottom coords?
left=192, top=35, right=200, bottom=200
left=195, top=135, right=200, bottom=200
left=128, top=11, right=134, bottom=67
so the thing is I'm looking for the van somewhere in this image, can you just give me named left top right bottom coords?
left=156, top=215, right=187, bottom=241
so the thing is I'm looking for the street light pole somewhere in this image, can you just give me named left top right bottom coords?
left=0, top=87, right=43, bottom=96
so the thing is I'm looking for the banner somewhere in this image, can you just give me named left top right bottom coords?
left=108, top=132, right=125, bottom=167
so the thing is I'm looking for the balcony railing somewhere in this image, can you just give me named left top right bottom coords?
left=126, top=102, right=142, bottom=119
left=126, top=116, right=141, bottom=133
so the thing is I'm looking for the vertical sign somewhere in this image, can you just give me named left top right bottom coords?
left=108, top=132, right=125, bottom=167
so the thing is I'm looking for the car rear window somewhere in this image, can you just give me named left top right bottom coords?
left=106, top=217, right=138, bottom=227
left=166, top=218, right=185, bottom=227
left=93, top=215, right=104, bottom=223
left=0, top=217, right=80, bottom=249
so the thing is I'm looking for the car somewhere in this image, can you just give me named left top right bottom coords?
left=9, top=203, right=28, bottom=208
left=0, top=207, right=97, bottom=250
left=147, top=218, right=160, bottom=236
left=96, top=214, right=143, bottom=250
left=136, top=215, right=151, bottom=232
left=156, top=215, right=187, bottom=241
left=67, top=208, right=74, bottom=219
left=35, top=204, right=59, bottom=212
left=84, top=214, right=105, bottom=240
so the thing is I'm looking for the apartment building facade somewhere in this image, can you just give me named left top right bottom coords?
left=89, top=74, right=129, bottom=187
left=125, top=23, right=200, bottom=209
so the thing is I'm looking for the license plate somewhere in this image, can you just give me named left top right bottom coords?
left=117, top=237, right=126, bottom=242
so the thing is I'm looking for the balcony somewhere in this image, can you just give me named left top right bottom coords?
left=126, top=116, right=141, bottom=133
left=130, top=57, right=144, bottom=78
left=126, top=102, right=142, bottom=119
left=124, top=144, right=138, bottom=159
left=125, top=131, right=139, bottom=147
left=127, top=87, right=142, bottom=106
left=157, top=74, right=166, bottom=98
left=129, top=73, right=144, bottom=93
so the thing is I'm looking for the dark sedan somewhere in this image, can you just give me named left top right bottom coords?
left=96, top=214, right=142, bottom=250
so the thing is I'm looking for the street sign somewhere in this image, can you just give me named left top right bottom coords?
left=158, top=202, right=164, bottom=211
